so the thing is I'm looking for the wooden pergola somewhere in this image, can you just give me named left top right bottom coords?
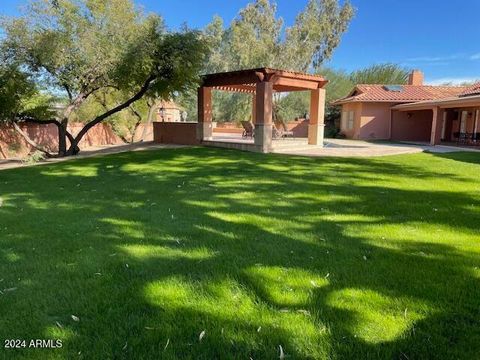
left=197, top=68, right=328, bottom=153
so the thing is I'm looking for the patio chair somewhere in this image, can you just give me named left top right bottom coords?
left=241, top=121, right=254, bottom=139
left=278, top=121, right=294, bottom=138
left=272, top=123, right=283, bottom=139
left=473, top=133, right=480, bottom=145
left=272, top=121, right=294, bottom=139
left=455, top=132, right=469, bottom=145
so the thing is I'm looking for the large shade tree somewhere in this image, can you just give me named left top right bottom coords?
left=178, top=0, right=355, bottom=122
left=1, top=0, right=207, bottom=157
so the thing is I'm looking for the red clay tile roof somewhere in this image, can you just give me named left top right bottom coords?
left=332, top=84, right=469, bottom=104
left=460, top=82, right=480, bottom=97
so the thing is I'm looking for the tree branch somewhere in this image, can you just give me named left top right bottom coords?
left=17, top=116, right=76, bottom=150
left=70, top=74, right=156, bottom=151
left=11, top=122, right=54, bottom=158
left=63, top=83, right=73, bottom=102
left=128, top=105, right=143, bottom=143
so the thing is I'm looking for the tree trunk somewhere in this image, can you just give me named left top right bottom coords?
left=141, top=100, right=156, bottom=142
left=58, top=121, right=68, bottom=156
left=129, top=106, right=143, bottom=143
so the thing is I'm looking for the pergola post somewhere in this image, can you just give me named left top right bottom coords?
left=309, top=88, right=326, bottom=146
left=254, top=81, right=273, bottom=153
left=430, top=106, right=444, bottom=145
left=197, top=86, right=213, bottom=141
left=252, top=94, right=257, bottom=124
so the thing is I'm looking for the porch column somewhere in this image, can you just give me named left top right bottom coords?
left=252, top=94, right=257, bottom=124
left=254, top=81, right=273, bottom=153
left=430, top=106, right=444, bottom=146
left=197, top=86, right=213, bottom=141
left=308, top=88, right=326, bottom=146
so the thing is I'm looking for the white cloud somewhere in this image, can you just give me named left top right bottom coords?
left=426, top=77, right=479, bottom=86
left=406, top=54, right=462, bottom=63
left=405, top=52, right=480, bottom=64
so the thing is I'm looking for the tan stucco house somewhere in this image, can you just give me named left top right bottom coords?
left=332, top=70, right=480, bottom=145
left=154, top=100, right=186, bottom=122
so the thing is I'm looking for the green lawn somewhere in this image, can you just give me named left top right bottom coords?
left=1, top=147, right=479, bottom=359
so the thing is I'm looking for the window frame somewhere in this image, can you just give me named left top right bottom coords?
left=347, top=111, right=355, bottom=130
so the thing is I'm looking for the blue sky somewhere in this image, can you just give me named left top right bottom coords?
left=3, top=0, right=480, bottom=84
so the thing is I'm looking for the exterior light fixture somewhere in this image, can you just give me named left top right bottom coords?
left=159, top=106, right=166, bottom=122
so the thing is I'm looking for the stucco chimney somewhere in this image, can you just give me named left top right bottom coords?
left=408, top=70, right=424, bottom=86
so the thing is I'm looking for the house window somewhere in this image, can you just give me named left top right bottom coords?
left=347, top=111, right=355, bottom=130
left=341, top=111, right=347, bottom=130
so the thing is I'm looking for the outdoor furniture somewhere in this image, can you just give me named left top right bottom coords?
left=473, top=133, right=480, bottom=145
left=455, top=132, right=469, bottom=145
left=241, top=121, right=254, bottom=138
left=272, top=123, right=283, bottom=139
left=272, top=121, right=294, bottom=139
left=279, top=121, right=294, bottom=138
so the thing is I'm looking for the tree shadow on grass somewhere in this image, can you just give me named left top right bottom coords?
left=429, top=151, right=480, bottom=166
left=0, top=147, right=479, bottom=359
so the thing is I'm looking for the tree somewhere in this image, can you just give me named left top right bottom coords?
left=1, top=0, right=207, bottom=156
left=350, top=63, right=410, bottom=85
left=177, top=0, right=355, bottom=123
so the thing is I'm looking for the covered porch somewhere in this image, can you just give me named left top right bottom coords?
left=197, top=68, right=328, bottom=153
left=392, top=95, right=480, bottom=147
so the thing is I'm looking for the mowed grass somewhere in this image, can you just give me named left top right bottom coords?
left=0, top=147, right=479, bottom=359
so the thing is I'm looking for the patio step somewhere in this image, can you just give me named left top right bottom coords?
left=270, top=139, right=322, bottom=151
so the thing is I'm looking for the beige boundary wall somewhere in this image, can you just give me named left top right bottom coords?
left=0, top=122, right=153, bottom=159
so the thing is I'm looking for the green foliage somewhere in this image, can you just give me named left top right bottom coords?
left=350, top=63, right=410, bottom=85
left=275, top=92, right=310, bottom=122
left=1, top=0, right=208, bottom=154
left=178, top=0, right=354, bottom=123
left=225, top=0, right=284, bottom=70
left=210, top=0, right=354, bottom=72
left=283, top=0, right=355, bottom=70
left=322, top=68, right=355, bottom=103
left=0, top=62, right=54, bottom=122
left=22, top=150, right=46, bottom=165
left=3, top=0, right=160, bottom=96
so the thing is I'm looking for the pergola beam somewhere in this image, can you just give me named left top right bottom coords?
left=203, top=72, right=264, bottom=88
left=272, top=77, right=326, bottom=91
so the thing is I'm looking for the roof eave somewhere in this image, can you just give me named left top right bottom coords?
left=392, top=94, right=480, bottom=111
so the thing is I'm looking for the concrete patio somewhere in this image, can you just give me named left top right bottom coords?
left=205, top=133, right=479, bottom=157
left=273, top=138, right=480, bottom=157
